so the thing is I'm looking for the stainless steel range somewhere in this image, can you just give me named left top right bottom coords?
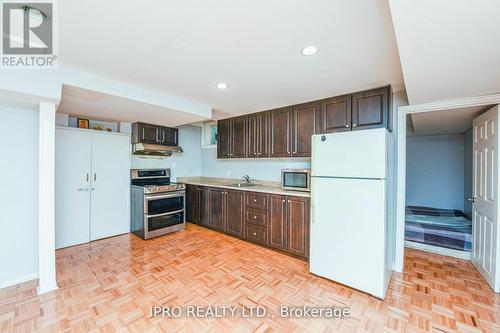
left=130, top=169, right=186, bottom=239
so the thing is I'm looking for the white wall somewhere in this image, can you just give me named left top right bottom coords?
left=406, top=134, right=465, bottom=211
left=0, top=107, right=39, bottom=288
left=201, top=149, right=310, bottom=181
left=131, top=125, right=202, bottom=181
left=390, top=89, right=408, bottom=268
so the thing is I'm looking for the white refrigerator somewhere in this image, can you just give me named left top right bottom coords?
left=309, top=128, right=392, bottom=299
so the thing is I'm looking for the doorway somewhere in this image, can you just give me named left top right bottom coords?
left=395, top=95, right=500, bottom=293
left=404, top=108, right=478, bottom=259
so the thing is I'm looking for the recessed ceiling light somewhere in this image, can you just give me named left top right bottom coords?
left=301, top=46, right=318, bottom=56
left=216, top=83, right=228, bottom=89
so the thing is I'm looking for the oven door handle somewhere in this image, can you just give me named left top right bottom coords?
left=146, top=209, right=184, bottom=218
left=145, top=192, right=185, bottom=201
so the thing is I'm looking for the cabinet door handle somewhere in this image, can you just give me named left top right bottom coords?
left=253, top=232, right=257, bottom=236
left=253, top=216, right=257, bottom=219
left=86, top=173, right=89, bottom=182
left=352, top=124, right=357, bottom=127
left=93, top=173, right=96, bottom=182
left=345, top=125, right=350, bottom=128
left=77, top=188, right=86, bottom=192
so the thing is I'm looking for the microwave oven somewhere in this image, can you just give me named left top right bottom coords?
left=281, top=169, right=311, bottom=192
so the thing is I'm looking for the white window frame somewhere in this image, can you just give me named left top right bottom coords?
left=201, top=121, right=217, bottom=148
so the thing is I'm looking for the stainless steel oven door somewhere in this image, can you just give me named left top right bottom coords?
left=144, top=191, right=185, bottom=238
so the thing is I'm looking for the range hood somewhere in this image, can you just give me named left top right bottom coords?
left=132, top=143, right=183, bottom=157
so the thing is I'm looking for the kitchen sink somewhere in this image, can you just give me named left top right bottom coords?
left=228, top=183, right=260, bottom=188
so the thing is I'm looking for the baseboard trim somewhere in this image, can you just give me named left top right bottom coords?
left=0, top=273, right=38, bottom=290
left=405, top=241, right=471, bottom=260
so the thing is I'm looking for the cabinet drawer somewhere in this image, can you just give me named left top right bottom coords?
left=245, top=225, right=268, bottom=245
left=245, top=209, right=267, bottom=227
left=245, top=192, right=268, bottom=210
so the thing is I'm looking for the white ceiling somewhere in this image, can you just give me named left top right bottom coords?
left=58, top=85, right=208, bottom=126
left=389, top=0, right=500, bottom=104
left=409, top=105, right=490, bottom=136
left=58, top=0, right=404, bottom=116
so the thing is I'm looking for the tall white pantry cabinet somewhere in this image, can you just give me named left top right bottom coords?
left=55, top=127, right=131, bottom=249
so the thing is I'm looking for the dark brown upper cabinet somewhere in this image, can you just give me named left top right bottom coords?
left=217, top=119, right=231, bottom=158
left=247, top=112, right=269, bottom=158
left=132, top=122, right=179, bottom=146
left=270, top=107, right=292, bottom=158
left=216, top=86, right=390, bottom=159
left=292, top=102, right=318, bottom=157
left=352, top=86, right=390, bottom=131
left=319, top=95, right=352, bottom=133
left=217, top=116, right=247, bottom=158
left=161, top=127, right=178, bottom=146
left=134, top=123, right=160, bottom=144
left=230, top=116, right=247, bottom=158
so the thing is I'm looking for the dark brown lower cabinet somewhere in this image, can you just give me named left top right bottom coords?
left=225, top=190, right=244, bottom=237
left=209, top=188, right=225, bottom=231
left=183, top=185, right=309, bottom=260
left=268, top=195, right=287, bottom=251
left=286, top=196, right=310, bottom=258
left=198, top=187, right=210, bottom=226
left=186, top=184, right=199, bottom=224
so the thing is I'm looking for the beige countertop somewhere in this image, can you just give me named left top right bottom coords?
left=177, top=176, right=310, bottom=198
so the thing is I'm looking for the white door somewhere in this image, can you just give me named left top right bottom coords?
left=472, top=105, right=499, bottom=292
left=55, top=129, right=92, bottom=249
left=309, top=176, right=388, bottom=298
left=90, top=132, right=130, bottom=241
left=311, top=128, right=387, bottom=179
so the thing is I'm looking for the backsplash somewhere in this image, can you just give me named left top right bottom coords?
left=201, top=148, right=311, bottom=182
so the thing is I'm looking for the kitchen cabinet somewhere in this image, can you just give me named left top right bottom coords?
left=225, top=190, right=245, bottom=237
left=231, top=116, right=247, bottom=158
left=135, top=123, right=160, bottom=144
left=270, top=107, right=292, bottom=157
left=132, top=122, right=179, bottom=146
left=268, top=195, right=287, bottom=251
left=186, top=184, right=199, bottom=224
left=247, top=112, right=270, bottom=158
left=217, top=116, right=247, bottom=158
left=318, top=87, right=390, bottom=133
left=216, top=86, right=391, bottom=158
left=291, top=102, right=318, bottom=157
left=182, top=183, right=310, bottom=260
left=209, top=188, right=225, bottom=231
left=217, top=119, right=231, bottom=158
left=319, top=95, right=352, bottom=133
left=160, top=127, right=178, bottom=146
left=286, top=196, right=310, bottom=258
left=55, top=128, right=130, bottom=249
left=198, top=187, right=210, bottom=226
left=352, top=86, right=390, bottom=131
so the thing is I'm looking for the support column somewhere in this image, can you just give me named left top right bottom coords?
left=38, top=102, right=58, bottom=294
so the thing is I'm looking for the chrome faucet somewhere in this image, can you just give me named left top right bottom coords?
left=242, top=175, right=251, bottom=184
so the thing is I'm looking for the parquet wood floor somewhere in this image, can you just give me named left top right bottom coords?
left=1, top=223, right=499, bottom=333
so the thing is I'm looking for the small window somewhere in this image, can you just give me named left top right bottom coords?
left=202, top=121, right=217, bottom=148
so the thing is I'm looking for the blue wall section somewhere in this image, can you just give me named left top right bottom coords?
left=463, top=128, right=473, bottom=218
left=406, top=134, right=466, bottom=211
